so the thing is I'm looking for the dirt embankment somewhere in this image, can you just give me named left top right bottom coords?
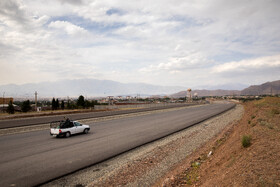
left=157, top=97, right=280, bottom=186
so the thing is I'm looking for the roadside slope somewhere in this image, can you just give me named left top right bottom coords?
left=157, top=97, right=280, bottom=186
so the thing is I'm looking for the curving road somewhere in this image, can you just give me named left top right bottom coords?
left=0, top=103, right=235, bottom=187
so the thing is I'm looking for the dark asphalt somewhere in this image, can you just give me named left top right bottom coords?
left=0, top=103, right=235, bottom=187
left=0, top=104, right=194, bottom=129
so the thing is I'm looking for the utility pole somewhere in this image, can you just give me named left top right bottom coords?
left=35, top=91, right=38, bottom=112
left=2, top=92, right=5, bottom=113
left=136, top=94, right=139, bottom=108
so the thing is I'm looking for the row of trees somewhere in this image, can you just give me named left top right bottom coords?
left=51, top=95, right=99, bottom=110
left=6, top=100, right=31, bottom=114
left=5, top=95, right=100, bottom=114
left=52, top=98, right=64, bottom=110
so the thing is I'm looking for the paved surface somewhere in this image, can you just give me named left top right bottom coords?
left=0, top=103, right=235, bottom=187
left=0, top=104, right=194, bottom=129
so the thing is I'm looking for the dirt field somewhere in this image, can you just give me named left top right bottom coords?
left=157, top=97, right=280, bottom=186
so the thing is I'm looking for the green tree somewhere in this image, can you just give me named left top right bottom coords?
left=56, top=98, right=59, bottom=109
left=21, top=100, right=31, bottom=112
left=61, top=100, right=65, bottom=110
left=85, top=100, right=91, bottom=108
left=91, top=100, right=99, bottom=106
left=52, top=98, right=56, bottom=110
left=77, top=95, right=85, bottom=108
left=67, top=99, right=70, bottom=109
left=7, top=101, right=15, bottom=114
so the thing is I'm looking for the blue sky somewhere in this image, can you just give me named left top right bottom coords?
left=0, top=0, right=280, bottom=89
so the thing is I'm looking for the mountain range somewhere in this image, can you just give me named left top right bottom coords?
left=241, top=80, right=280, bottom=95
left=0, top=79, right=279, bottom=98
left=0, top=79, right=186, bottom=98
left=171, top=80, right=280, bottom=97
left=171, top=89, right=241, bottom=97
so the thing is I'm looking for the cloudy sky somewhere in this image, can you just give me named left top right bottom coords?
left=0, top=0, right=280, bottom=89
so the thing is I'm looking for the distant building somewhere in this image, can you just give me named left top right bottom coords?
left=0, top=104, right=20, bottom=112
left=0, top=98, right=15, bottom=112
left=0, top=97, right=13, bottom=105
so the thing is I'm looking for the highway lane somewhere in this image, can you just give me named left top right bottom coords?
left=0, top=103, right=235, bottom=186
left=0, top=104, right=194, bottom=129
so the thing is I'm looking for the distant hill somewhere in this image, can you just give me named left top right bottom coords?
left=171, top=89, right=241, bottom=97
left=196, top=83, right=248, bottom=90
left=2, top=79, right=280, bottom=98
left=241, top=80, right=280, bottom=95
left=0, top=79, right=186, bottom=98
left=171, top=80, right=280, bottom=97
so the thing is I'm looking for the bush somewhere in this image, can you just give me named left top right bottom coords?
left=6, top=101, right=15, bottom=114
left=77, top=95, right=85, bottom=108
left=257, top=118, right=265, bottom=123
left=271, top=108, right=279, bottom=115
left=251, top=123, right=256, bottom=127
left=242, top=135, right=252, bottom=148
left=21, top=100, right=31, bottom=112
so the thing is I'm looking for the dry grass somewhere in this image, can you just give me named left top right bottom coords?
left=159, top=97, right=280, bottom=186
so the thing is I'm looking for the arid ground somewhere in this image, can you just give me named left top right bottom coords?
left=157, top=97, right=280, bottom=186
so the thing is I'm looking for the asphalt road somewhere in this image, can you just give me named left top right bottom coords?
left=0, top=104, right=194, bottom=129
left=0, top=103, right=235, bottom=187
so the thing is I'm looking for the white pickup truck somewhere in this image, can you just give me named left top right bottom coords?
left=50, top=119, right=90, bottom=138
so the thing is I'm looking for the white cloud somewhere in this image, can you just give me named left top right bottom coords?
left=48, top=20, right=87, bottom=35
left=0, top=0, right=28, bottom=26
left=0, top=0, right=280, bottom=88
left=140, top=52, right=211, bottom=73
left=213, top=55, right=280, bottom=73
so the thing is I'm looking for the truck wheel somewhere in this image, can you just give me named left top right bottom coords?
left=84, top=129, right=89, bottom=134
left=65, top=132, right=71, bottom=138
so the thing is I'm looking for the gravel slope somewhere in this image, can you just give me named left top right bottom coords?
left=43, top=103, right=243, bottom=187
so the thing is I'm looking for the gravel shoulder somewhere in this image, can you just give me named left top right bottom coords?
left=43, top=103, right=243, bottom=187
